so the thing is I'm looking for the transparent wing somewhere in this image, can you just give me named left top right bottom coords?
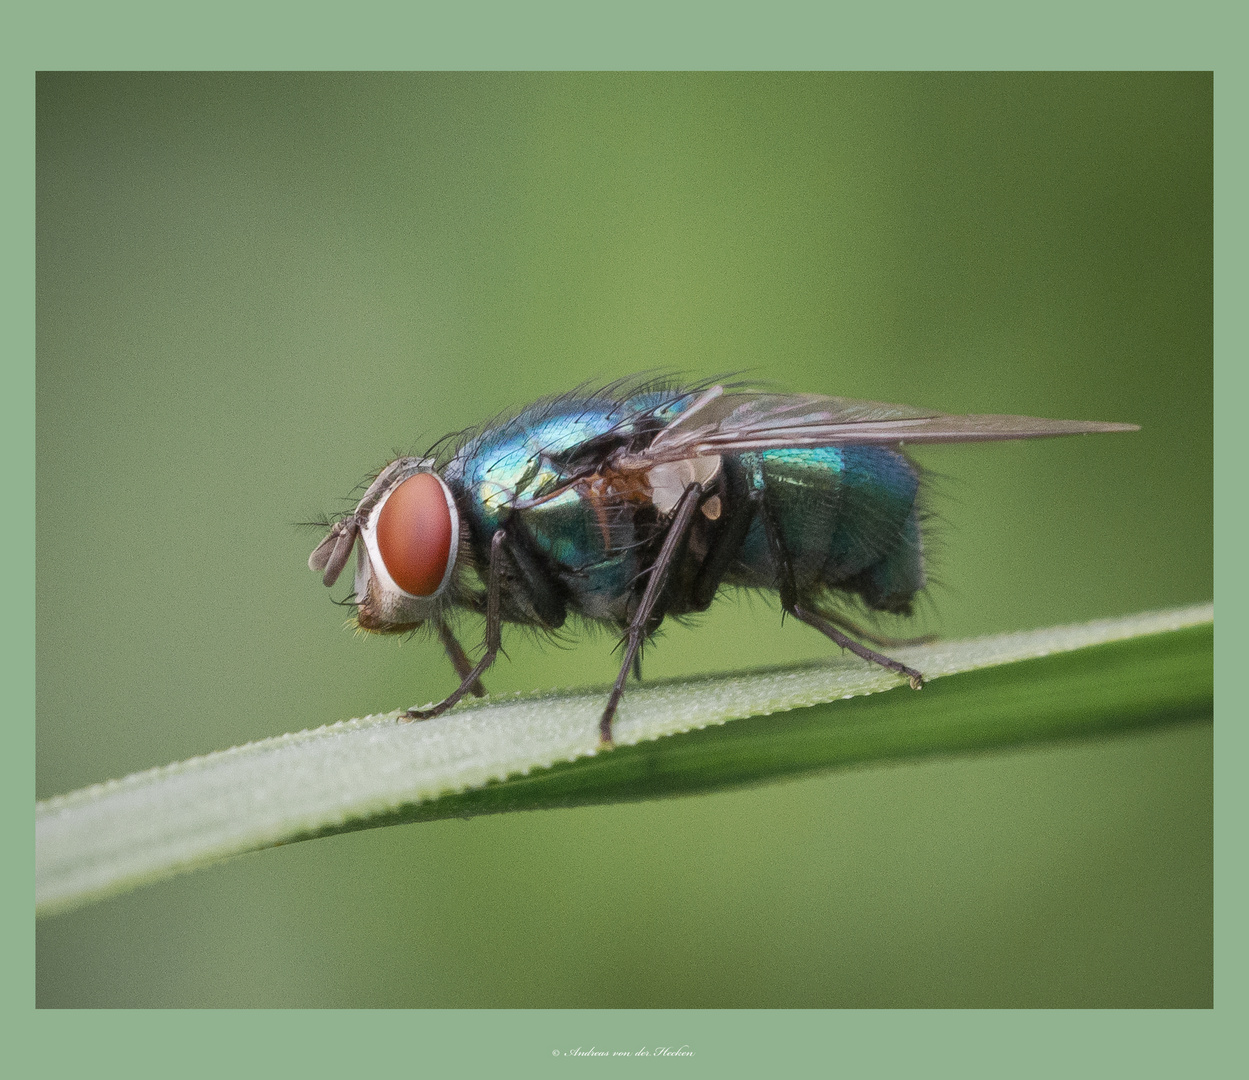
left=623, top=387, right=1138, bottom=468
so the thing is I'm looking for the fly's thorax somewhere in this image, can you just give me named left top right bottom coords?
left=312, top=457, right=470, bottom=634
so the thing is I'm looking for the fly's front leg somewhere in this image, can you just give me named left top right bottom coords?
left=434, top=618, right=486, bottom=698
left=600, top=482, right=705, bottom=747
left=758, top=492, right=924, bottom=690
left=404, top=530, right=506, bottom=721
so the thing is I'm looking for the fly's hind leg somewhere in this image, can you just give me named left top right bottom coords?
left=817, top=610, right=936, bottom=650
left=758, top=495, right=924, bottom=691
left=404, top=530, right=506, bottom=721
left=791, top=605, right=924, bottom=689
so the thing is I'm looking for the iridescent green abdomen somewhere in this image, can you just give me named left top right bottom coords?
left=729, top=445, right=924, bottom=614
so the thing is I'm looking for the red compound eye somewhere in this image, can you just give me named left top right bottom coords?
left=376, top=473, right=454, bottom=596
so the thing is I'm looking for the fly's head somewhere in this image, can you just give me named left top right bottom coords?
left=308, top=457, right=462, bottom=633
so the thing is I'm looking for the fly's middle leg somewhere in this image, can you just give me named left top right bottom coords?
left=599, top=482, right=705, bottom=747
left=688, top=488, right=764, bottom=611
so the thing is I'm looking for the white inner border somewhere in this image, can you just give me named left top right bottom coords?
left=360, top=470, right=460, bottom=600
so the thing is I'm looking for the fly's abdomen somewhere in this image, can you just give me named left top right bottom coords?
left=730, top=445, right=924, bottom=613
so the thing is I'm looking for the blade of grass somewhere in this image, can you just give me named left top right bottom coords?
left=37, top=604, right=1212, bottom=915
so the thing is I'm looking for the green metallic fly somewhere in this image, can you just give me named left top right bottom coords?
left=310, top=379, right=1137, bottom=744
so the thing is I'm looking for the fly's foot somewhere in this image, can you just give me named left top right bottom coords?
left=891, top=660, right=924, bottom=690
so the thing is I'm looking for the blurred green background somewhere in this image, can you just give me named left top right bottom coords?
left=36, top=73, right=1211, bottom=1007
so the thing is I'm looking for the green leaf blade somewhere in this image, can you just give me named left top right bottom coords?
left=36, top=604, right=1213, bottom=916
left=382, top=620, right=1213, bottom=824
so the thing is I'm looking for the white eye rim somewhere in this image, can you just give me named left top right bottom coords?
left=359, top=469, right=460, bottom=601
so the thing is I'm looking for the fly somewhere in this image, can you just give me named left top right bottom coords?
left=309, top=380, right=1138, bottom=746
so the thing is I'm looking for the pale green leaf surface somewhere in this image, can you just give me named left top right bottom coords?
left=36, top=603, right=1212, bottom=915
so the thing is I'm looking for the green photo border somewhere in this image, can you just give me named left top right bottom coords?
left=12, top=1, right=1237, bottom=1075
